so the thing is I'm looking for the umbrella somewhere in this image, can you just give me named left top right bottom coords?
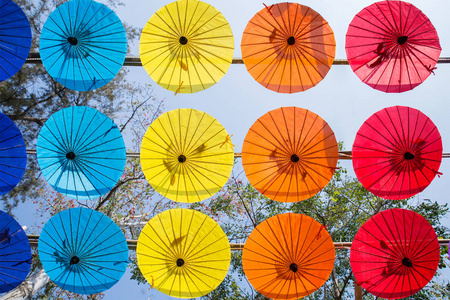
left=38, top=207, right=128, bottom=294
left=39, top=0, right=127, bottom=91
left=0, top=112, right=26, bottom=195
left=0, top=210, right=31, bottom=293
left=346, top=1, right=441, bottom=93
left=137, top=208, right=230, bottom=298
left=0, top=0, right=32, bottom=81
left=140, top=108, right=234, bottom=203
left=36, top=106, right=126, bottom=200
left=241, top=2, right=336, bottom=93
left=352, top=106, right=442, bottom=200
left=139, top=0, right=234, bottom=94
left=350, top=208, right=440, bottom=299
left=242, top=107, right=338, bottom=202
left=243, top=213, right=335, bottom=299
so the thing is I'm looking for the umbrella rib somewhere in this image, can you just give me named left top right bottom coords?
left=169, top=209, right=182, bottom=259
left=154, top=9, right=181, bottom=38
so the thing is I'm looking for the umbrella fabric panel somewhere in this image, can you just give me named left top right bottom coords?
left=137, top=208, right=230, bottom=298
left=38, top=207, right=128, bottom=294
left=0, top=113, right=26, bottom=195
left=39, top=0, right=127, bottom=91
left=140, top=0, right=234, bottom=93
left=350, top=208, right=440, bottom=299
left=0, top=210, right=31, bottom=293
left=37, top=106, right=126, bottom=200
left=352, top=106, right=442, bottom=200
left=241, top=2, right=335, bottom=93
left=141, top=108, right=234, bottom=203
left=243, top=213, right=335, bottom=299
left=346, top=1, right=441, bottom=93
left=242, top=107, right=338, bottom=202
left=0, top=0, right=32, bottom=81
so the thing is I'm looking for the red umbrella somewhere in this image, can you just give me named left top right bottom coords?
left=346, top=1, right=441, bottom=93
left=352, top=106, right=442, bottom=200
left=350, top=208, right=440, bottom=299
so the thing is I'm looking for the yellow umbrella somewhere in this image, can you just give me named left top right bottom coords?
left=137, top=208, right=231, bottom=298
left=139, top=0, right=234, bottom=93
left=140, top=108, right=234, bottom=203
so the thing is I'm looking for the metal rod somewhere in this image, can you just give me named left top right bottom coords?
left=26, top=235, right=449, bottom=251
left=24, top=149, right=450, bottom=160
left=25, top=53, right=450, bottom=66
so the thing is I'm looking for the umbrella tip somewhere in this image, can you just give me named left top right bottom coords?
left=402, top=257, right=413, bottom=267
left=179, top=36, right=188, bottom=45
left=290, top=154, right=300, bottom=163
left=289, top=263, right=298, bottom=273
left=287, top=36, right=295, bottom=45
left=403, top=152, right=414, bottom=160
left=176, top=258, right=185, bottom=267
left=70, top=256, right=80, bottom=265
left=66, top=152, right=76, bottom=160
left=67, top=37, right=78, bottom=46
left=397, top=36, right=408, bottom=45
left=178, top=155, right=187, bottom=163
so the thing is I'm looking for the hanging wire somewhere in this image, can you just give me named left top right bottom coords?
left=24, top=149, right=450, bottom=160
left=24, top=53, right=450, bottom=66
left=26, top=235, right=449, bottom=251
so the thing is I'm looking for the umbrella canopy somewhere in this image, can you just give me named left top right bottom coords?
left=0, top=210, right=31, bottom=293
left=39, top=0, right=127, bottom=91
left=38, top=207, right=128, bottom=294
left=140, top=108, right=234, bottom=203
left=350, top=208, right=440, bottom=299
left=242, top=107, right=338, bottom=202
left=243, top=213, right=335, bottom=299
left=0, top=112, right=26, bottom=195
left=140, top=0, right=234, bottom=93
left=36, top=106, right=126, bottom=200
left=346, top=1, right=441, bottom=93
left=241, top=2, right=336, bottom=93
left=137, top=208, right=230, bottom=298
left=352, top=106, right=442, bottom=200
left=0, top=0, right=32, bottom=81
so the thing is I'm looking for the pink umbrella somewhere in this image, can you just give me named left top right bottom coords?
left=346, top=1, right=441, bottom=93
left=352, top=106, right=442, bottom=200
left=350, top=208, right=440, bottom=299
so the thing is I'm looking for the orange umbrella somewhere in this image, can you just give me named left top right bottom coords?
left=243, top=213, right=335, bottom=299
left=242, top=107, right=338, bottom=202
left=241, top=2, right=336, bottom=93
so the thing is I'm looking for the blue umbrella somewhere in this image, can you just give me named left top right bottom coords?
left=36, top=106, right=126, bottom=200
left=0, top=210, right=31, bottom=293
left=0, top=0, right=32, bottom=82
left=39, top=0, right=127, bottom=91
left=0, top=113, right=26, bottom=195
left=38, top=207, right=128, bottom=294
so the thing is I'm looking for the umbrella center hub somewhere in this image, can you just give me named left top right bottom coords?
left=397, top=36, right=408, bottom=45
left=179, top=36, right=188, bottom=45
left=176, top=258, right=185, bottom=267
left=289, top=263, right=298, bottom=273
left=403, top=152, right=414, bottom=160
left=287, top=36, right=295, bottom=45
left=178, top=155, right=187, bottom=163
left=70, top=256, right=80, bottom=265
left=67, top=37, right=78, bottom=46
left=402, top=257, right=413, bottom=267
left=66, top=152, right=76, bottom=160
left=290, top=154, right=300, bottom=163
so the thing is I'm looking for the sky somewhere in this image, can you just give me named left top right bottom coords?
left=10, top=0, right=450, bottom=299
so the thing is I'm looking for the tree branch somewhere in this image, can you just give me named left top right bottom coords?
left=0, top=270, right=50, bottom=300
